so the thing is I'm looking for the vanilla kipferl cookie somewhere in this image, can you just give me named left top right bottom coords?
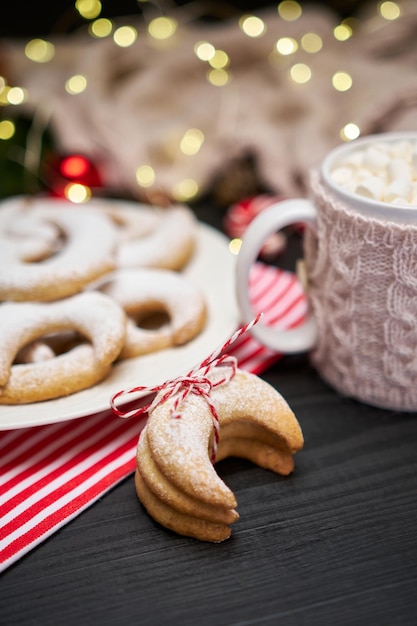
left=0, top=197, right=62, bottom=262
left=114, top=205, right=197, bottom=271
left=0, top=291, right=126, bottom=403
left=92, top=268, right=207, bottom=359
left=88, top=201, right=197, bottom=271
left=135, top=368, right=304, bottom=542
left=100, top=203, right=163, bottom=243
left=0, top=201, right=117, bottom=302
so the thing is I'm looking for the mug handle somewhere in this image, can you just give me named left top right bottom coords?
left=236, top=198, right=318, bottom=353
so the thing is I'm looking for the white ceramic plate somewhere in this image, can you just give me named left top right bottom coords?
left=0, top=211, right=239, bottom=429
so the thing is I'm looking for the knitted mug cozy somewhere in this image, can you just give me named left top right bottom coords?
left=304, top=172, right=417, bottom=411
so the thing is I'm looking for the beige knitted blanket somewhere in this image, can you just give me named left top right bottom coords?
left=2, top=1, right=417, bottom=203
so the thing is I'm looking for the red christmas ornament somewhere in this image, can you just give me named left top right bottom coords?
left=46, top=154, right=103, bottom=197
left=60, top=155, right=91, bottom=179
left=223, top=194, right=288, bottom=259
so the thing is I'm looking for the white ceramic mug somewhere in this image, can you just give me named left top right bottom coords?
left=236, top=132, right=417, bottom=411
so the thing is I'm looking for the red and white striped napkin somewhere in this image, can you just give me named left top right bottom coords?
left=0, top=262, right=306, bottom=572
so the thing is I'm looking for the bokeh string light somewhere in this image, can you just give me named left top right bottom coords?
left=0, top=0, right=406, bottom=202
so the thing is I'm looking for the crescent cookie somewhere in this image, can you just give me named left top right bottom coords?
left=0, top=202, right=117, bottom=301
left=114, top=205, right=197, bottom=271
left=135, top=369, right=303, bottom=542
left=0, top=291, right=127, bottom=404
left=0, top=197, right=62, bottom=262
left=99, top=202, right=162, bottom=243
left=92, top=268, right=207, bottom=359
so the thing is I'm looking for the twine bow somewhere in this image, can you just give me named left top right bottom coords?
left=110, top=312, right=262, bottom=462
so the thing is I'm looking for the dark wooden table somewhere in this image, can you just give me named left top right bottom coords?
left=2, top=350, right=417, bottom=625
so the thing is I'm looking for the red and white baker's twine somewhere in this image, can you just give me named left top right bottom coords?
left=110, top=313, right=263, bottom=462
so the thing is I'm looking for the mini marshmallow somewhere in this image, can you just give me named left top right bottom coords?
left=355, top=176, right=386, bottom=200
left=411, top=148, right=417, bottom=177
left=390, top=197, right=410, bottom=205
left=354, top=167, right=373, bottom=181
left=390, top=140, right=413, bottom=158
left=385, top=178, right=412, bottom=202
left=410, top=183, right=417, bottom=206
left=331, top=166, right=353, bottom=185
left=363, top=146, right=390, bottom=172
left=387, top=158, right=411, bottom=182
left=343, top=150, right=364, bottom=168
